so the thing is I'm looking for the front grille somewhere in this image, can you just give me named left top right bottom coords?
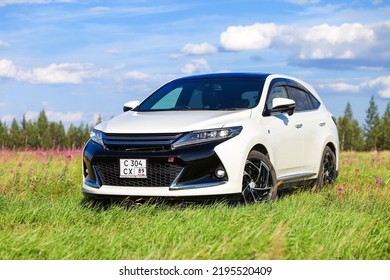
left=94, top=161, right=183, bottom=187
left=103, top=133, right=183, bottom=152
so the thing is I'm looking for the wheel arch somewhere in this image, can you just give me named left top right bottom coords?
left=250, top=144, right=269, bottom=157
left=326, top=142, right=337, bottom=158
left=325, top=141, right=339, bottom=172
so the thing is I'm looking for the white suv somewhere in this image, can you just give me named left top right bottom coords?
left=82, top=73, right=339, bottom=202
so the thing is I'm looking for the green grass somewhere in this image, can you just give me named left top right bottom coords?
left=0, top=149, right=389, bottom=259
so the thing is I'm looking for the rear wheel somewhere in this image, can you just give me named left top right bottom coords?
left=242, top=150, right=277, bottom=203
left=315, top=146, right=337, bottom=189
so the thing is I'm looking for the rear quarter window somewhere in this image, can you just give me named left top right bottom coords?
left=308, top=92, right=321, bottom=109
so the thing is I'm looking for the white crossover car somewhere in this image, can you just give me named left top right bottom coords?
left=82, top=73, right=339, bottom=202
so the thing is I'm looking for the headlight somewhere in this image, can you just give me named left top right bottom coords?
left=90, top=129, right=104, bottom=147
left=172, top=126, right=242, bottom=149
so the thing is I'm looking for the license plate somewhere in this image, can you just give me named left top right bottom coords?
left=119, top=159, right=147, bottom=178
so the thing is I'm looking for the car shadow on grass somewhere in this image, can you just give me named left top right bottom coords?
left=79, top=185, right=307, bottom=212
left=80, top=195, right=238, bottom=212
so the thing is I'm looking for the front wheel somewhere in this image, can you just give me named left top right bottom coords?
left=242, top=150, right=277, bottom=203
left=315, top=146, right=337, bottom=189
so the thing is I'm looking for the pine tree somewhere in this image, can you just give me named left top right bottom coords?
left=67, top=124, right=78, bottom=149
left=0, top=121, right=9, bottom=148
left=49, top=121, right=66, bottom=149
left=25, top=118, right=39, bottom=148
left=378, top=103, right=390, bottom=150
left=21, top=114, right=30, bottom=147
left=364, top=96, right=380, bottom=150
left=337, top=102, right=364, bottom=151
left=37, top=110, right=51, bottom=150
left=9, top=118, right=23, bottom=149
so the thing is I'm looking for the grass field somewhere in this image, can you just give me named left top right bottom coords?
left=0, top=148, right=389, bottom=260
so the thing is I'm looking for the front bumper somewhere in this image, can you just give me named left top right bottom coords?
left=82, top=139, right=241, bottom=198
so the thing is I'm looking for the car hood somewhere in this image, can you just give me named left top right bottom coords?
left=97, top=110, right=251, bottom=133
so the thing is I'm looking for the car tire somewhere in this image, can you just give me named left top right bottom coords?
left=315, top=146, right=337, bottom=189
left=242, top=150, right=277, bottom=203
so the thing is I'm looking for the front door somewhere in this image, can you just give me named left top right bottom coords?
left=263, top=85, right=304, bottom=179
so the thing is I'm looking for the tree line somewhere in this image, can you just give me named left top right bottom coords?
left=0, top=110, right=98, bottom=150
left=0, top=97, right=390, bottom=151
left=338, top=96, right=390, bottom=151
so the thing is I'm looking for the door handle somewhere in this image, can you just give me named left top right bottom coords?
left=319, top=121, right=326, bottom=127
left=295, top=122, right=303, bottom=128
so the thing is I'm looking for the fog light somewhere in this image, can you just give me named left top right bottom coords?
left=215, top=167, right=226, bottom=178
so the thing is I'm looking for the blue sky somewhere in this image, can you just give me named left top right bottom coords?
left=0, top=0, right=389, bottom=127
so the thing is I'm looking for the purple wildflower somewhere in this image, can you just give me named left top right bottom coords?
left=18, top=162, right=23, bottom=168
left=337, top=186, right=343, bottom=192
left=376, top=177, right=382, bottom=184
left=10, top=169, right=14, bottom=174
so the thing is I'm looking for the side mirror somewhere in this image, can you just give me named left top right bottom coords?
left=269, top=98, right=296, bottom=116
left=123, top=101, right=140, bottom=112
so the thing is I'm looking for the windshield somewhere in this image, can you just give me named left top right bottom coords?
left=137, top=78, right=265, bottom=111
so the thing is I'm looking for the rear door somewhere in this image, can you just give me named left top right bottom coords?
left=286, top=86, right=325, bottom=174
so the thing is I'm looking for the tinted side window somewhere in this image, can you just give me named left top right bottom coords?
left=266, top=86, right=288, bottom=111
left=308, top=92, right=321, bottom=109
left=287, top=87, right=312, bottom=112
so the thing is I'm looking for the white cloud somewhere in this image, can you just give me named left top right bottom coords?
left=219, top=21, right=390, bottom=69
left=181, top=58, right=210, bottom=74
left=0, top=40, right=10, bottom=48
left=0, top=60, right=99, bottom=84
left=319, top=82, right=360, bottom=92
left=1, top=114, right=15, bottom=123
left=363, top=75, right=390, bottom=98
left=303, top=23, right=374, bottom=45
left=46, top=111, right=83, bottom=122
left=124, top=71, right=150, bottom=80
left=220, top=23, right=284, bottom=51
left=318, top=75, right=390, bottom=99
left=298, top=23, right=374, bottom=59
left=0, top=59, right=17, bottom=78
left=24, top=110, right=83, bottom=122
left=27, top=63, right=94, bottom=84
left=0, top=0, right=73, bottom=6
left=181, top=42, right=217, bottom=55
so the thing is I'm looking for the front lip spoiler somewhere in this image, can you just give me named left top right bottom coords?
left=169, top=168, right=227, bottom=191
left=82, top=192, right=243, bottom=202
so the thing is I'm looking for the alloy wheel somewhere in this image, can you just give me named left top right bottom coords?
left=242, top=151, right=276, bottom=203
